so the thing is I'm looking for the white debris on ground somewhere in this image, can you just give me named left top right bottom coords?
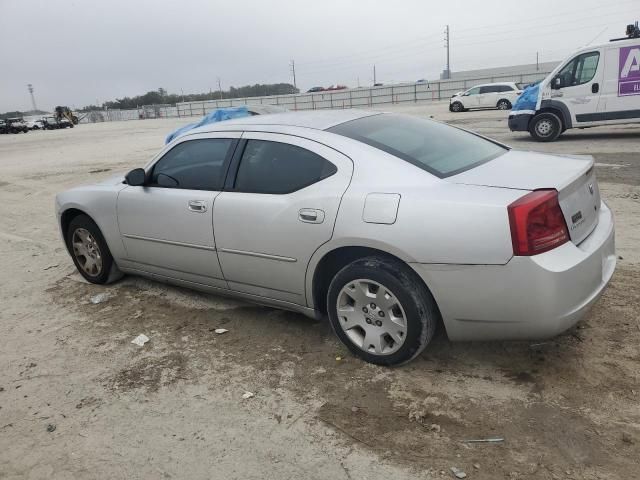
left=89, top=292, right=111, bottom=304
left=450, top=466, right=467, bottom=479
left=214, top=328, right=229, bottom=334
left=241, top=391, right=255, bottom=399
left=131, top=334, right=150, bottom=346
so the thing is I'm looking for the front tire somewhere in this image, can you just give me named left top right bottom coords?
left=66, top=214, right=115, bottom=284
left=450, top=101, right=464, bottom=112
left=529, top=112, right=562, bottom=142
left=327, top=256, right=439, bottom=366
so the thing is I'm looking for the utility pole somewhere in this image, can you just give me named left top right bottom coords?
left=27, top=84, right=37, bottom=112
left=290, top=60, right=297, bottom=90
left=373, top=65, right=376, bottom=85
left=217, top=77, right=222, bottom=100
left=443, top=25, right=451, bottom=79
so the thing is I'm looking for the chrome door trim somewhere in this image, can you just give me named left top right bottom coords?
left=122, top=233, right=216, bottom=251
left=219, top=247, right=297, bottom=263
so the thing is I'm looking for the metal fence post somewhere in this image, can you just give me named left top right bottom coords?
left=437, top=82, right=441, bottom=101
left=189, top=104, right=193, bottom=117
left=414, top=84, right=417, bottom=102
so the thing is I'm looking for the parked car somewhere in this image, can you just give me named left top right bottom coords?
left=58, top=117, right=74, bottom=129
left=56, top=110, right=615, bottom=366
left=509, top=23, right=640, bottom=141
left=449, top=82, right=523, bottom=112
left=307, top=86, right=325, bottom=93
left=26, top=119, right=45, bottom=130
left=7, top=118, right=29, bottom=133
left=326, top=85, right=347, bottom=91
left=42, top=117, right=60, bottom=130
left=0, top=119, right=7, bottom=134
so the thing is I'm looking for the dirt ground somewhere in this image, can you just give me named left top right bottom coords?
left=1, top=103, right=639, bottom=480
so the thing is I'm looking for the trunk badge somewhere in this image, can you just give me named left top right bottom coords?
left=588, top=183, right=594, bottom=195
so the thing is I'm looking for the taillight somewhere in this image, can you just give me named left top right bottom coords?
left=508, top=189, right=569, bottom=256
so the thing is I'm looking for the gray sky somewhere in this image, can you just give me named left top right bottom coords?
left=1, top=0, right=638, bottom=111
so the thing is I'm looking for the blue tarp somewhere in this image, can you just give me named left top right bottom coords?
left=165, top=106, right=250, bottom=144
left=511, top=82, right=541, bottom=114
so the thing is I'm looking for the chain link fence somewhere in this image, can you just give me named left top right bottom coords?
left=79, top=70, right=552, bottom=124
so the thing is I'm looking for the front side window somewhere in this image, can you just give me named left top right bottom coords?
left=498, top=85, right=514, bottom=92
left=150, top=138, right=233, bottom=190
left=556, top=52, right=600, bottom=88
left=466, top=87, right=481, bottom=95
left=328, top=114, right=507, bottom=178
left=234, top=140, right=337, bottom=194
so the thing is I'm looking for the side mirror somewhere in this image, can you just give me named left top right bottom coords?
left=551, top=77, right=561, bottom=90
left=125, top=168, right=146, bottom=186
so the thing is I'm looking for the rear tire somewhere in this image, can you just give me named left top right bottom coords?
left=529, top=112, right=562, bottom=142
left=66, top=214, right=116, bottom=284
left=497, top=99, right=511, bottom=110
left=326, top=256, right=439, bottom=366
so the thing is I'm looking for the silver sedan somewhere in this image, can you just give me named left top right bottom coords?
left=55, top=110, right=616, bottom=365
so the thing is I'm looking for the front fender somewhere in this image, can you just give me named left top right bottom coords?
left=56, top=184, right=127, bottom=261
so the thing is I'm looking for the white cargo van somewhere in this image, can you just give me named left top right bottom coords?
left=509, top=23, right=640, bottom=141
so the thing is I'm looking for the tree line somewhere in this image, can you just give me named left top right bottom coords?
left=81, top=83, right=299, bottom=111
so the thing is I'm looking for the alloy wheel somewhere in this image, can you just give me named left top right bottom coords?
left=336, top=279, right=408, bottom=355
left=72, top=228, right=103, bottom=277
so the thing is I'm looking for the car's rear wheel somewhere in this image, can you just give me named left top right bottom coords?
left=327, top=256, right=438, bottom=366
left=66, top=214, right=115, bottom=284
left=529, top=112, right=562, bottom=142
left=497, top=99, right=511, bottom=110
left=450, top=101, right=464, bottom=112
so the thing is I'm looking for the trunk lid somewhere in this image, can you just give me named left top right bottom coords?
left=448, top=150, right=600, bottom=245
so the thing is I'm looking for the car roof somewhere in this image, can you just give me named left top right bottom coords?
left=188, top=109, right=381, bottom=134
left=472, top=82, right=516, bottom=87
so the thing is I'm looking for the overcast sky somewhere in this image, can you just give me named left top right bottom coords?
left=0, top=0, right=638, bottom=111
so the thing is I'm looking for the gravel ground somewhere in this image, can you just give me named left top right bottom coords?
left=0, top=104, right=639, bottom=479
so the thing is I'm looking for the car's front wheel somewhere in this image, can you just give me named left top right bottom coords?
left=327, top=256, right=439, bottom=366
left=529, top=112, right=562, bottom=142
left=66, top=214, right=115, bottom=284
left=450, top=101, right=464, bottom=112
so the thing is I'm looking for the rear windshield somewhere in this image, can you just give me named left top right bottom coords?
left=328, top=114, right=507, bottom=178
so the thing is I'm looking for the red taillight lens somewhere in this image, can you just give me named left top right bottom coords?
left=508, top=189, right=569, bottom=256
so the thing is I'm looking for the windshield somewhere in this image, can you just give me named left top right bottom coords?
left=327, top=114, right=507, bottom=178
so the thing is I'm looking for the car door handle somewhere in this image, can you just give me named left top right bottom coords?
left=188, top=200, right=207, bottom=213
left=298, top=208, right=325, bottom=224
left=592, top=83, right=599, bottom=94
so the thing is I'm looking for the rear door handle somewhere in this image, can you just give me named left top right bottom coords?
left=188, top=200, right=207, bottom=213
left=298, top=208, right=325, bottom=224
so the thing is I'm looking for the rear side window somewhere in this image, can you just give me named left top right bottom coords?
left=234, top=140, right=337, bottom=194
left=150, top=138, right=233, bottom=190
left=328, top=114, right=507, bottom=178
left=480, top=86, right=499, bottom=93
left=498, top=85, right=514, bottom=92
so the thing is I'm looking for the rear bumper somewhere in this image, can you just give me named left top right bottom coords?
left=411, top=201, right=616, bottom=341
left=508, top=113, right=532, bottom=132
